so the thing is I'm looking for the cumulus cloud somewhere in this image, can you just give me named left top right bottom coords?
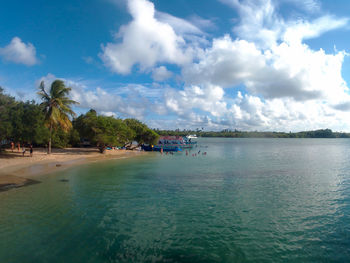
left=99, top=0, right=196, bottom=74
left=165, top=84, right=227, bottom=118
left=95, top=0, right=350, bottom=131
left=183, top=35, right=348, bottom=102
left=37, top=74, right=160, bottom=120
left=152, top=66, right=173, bottom=82
left=166, top=0, right=350, bottom=131
left=0, top=37, right=38, bottom=66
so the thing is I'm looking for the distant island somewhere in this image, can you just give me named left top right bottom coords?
left=155, top=128, right=350, bottom=138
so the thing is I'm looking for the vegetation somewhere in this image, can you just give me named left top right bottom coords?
left=124, top=118, right=159, bottom=145
left=0, top=87, right=15, bottom=144
left=0, top=83, right=159, bottom=153
left=37, top=80, right=79, bottom=154
left=156, top=128, right=350, bottom=138
left=73, top=111, right=159, bottom=153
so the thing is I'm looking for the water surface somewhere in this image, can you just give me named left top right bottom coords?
left=1, top=138, right=350, bottom=262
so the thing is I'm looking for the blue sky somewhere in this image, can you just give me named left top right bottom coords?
left=1, top=0, right=350, bottom=131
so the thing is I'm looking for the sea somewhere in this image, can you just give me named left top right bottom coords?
left=1, top=138, right=350, bottom=262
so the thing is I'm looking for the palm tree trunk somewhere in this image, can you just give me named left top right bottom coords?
left=48, top=122, right=52, bottom=154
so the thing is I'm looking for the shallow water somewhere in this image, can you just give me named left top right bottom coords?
left=1, top=138, right=350, bottom=262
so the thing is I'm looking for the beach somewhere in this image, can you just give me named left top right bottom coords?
left=0, top=147, right=145, bottom=191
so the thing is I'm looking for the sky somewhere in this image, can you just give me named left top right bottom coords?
left=1, top=0, right=350, bottom=132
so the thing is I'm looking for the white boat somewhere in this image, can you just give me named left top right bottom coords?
left=187, top=134, right=197, bottom=139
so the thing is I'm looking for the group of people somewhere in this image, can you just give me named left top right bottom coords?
left=10, top=142, right=33, bottom=157
left=186, top=150, right=207, bottom=156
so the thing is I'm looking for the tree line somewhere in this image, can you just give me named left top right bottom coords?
left=156, top=129, right=350, bottom=138
left=0, top=80, right=159, bottom=153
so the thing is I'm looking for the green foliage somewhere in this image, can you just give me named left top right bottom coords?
left=38, top=80, right=78, bottom=130
left=74, top=110, right=134, bottom=152
left=0, top=88, right=50, bottom=145
left=69, top=129, right=81, bottom=147
left=73, top=109, right=98, bottom=141
left=124, top=118, right=159, bottom=145
left=52, top=128, right=70, bottom=148
left=94, top=116, right=133, bottom=147
left=10, top=101, right=49, bottom=144
left=0, top=87, right=156, bottom=151
left=37, top=80, right=79, bottom=153
left=73, top=112, right=158, bottom=152
left=0, top=87, right=16, bottom=142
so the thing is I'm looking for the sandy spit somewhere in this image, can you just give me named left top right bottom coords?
left=0, top=147, right=146, bottom=192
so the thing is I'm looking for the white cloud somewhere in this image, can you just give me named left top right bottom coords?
left=152, top=66, right=173, bottom=82
left=220, top=0, right=348, bottom=48
left=95, top=0, right=350, bottom=131
left=283, top=15, right=349, bottom=45
left=0, top=37, right=38, bottom=66
left=282, top=0, right=321, bottom=13
left=155, top=11, right=203, bottom=36
left=189, top=15, right=216, bottom=31
left=164, top=84, right=227, bottom=118
left=37, top=74, right=157, bottom=120
left=222, top=0, right=283, bottom=48
left=183, top=35, right=349, bottom=102
left=163, top=0, right=350, bottom=131
left=99, top=0, right=195, bottom=74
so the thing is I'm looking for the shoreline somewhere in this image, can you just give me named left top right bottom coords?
left=0, top=147, right=147, bottom=192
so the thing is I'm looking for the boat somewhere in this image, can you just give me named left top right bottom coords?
left=141, top=144, right=181, bottom=152
left=142, top=136, right=194, bottom=152
left=183, top=136, right=197, bottom=148
left=187, top=134, right=197, bottom=139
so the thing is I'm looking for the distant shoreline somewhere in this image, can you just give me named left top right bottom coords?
left=0, top=148, right=147, bottom=192
left=156, top=128, right=350, bottom=139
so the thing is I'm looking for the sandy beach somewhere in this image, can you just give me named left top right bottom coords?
left=0, top=147, right=146, bottom=191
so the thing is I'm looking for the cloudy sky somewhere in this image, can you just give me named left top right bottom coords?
left=1, top=0, right=350, bottom=131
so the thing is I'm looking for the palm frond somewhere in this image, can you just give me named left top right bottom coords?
left=38, top=79, right=79, bottom=133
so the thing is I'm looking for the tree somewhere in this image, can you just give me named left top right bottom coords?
left=74, top=110, right=135, bottom=153
left=0, top=87, right=15, bottom=149
left=124, top=118, right=159, bottom=145
left=37, top=80, right=78, bottom=153
left=9, top=100, right=49, bottom=145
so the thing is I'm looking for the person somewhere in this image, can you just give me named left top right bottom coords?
left=30, top=145, right=33, bottom=157
left=17, top=142, right=20, bottom=152
left=22, top=145, right=26, bottom=157
left=11, top=142, right=14, bottom=152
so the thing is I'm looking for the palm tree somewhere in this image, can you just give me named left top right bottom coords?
left=37, top=80, right=79, bottom=154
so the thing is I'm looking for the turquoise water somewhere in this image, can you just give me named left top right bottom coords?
left=1, top=138, right=350, bottom=262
